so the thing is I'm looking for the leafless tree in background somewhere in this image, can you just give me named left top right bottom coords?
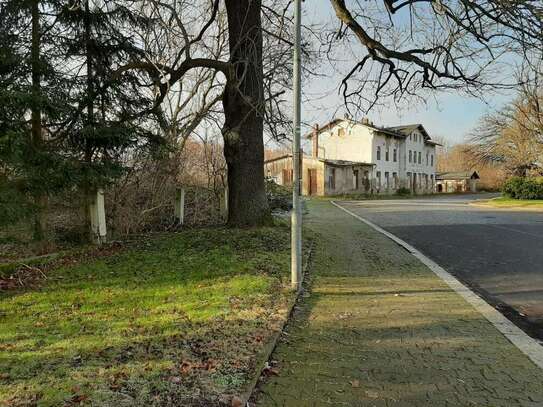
left=469, top=66, right=543, bottom=177
left=328, top=0, right=542, bottom=114
left=437, top=143, right=506, bottom=190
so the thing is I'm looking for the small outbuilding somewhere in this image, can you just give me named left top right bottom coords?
left=436, top=171, right=480, bottom=193
left=264, top=154, right=375, bottom=196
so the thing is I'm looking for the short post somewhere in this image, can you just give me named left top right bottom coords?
left=220, top=187, right=229, bottom=221
left=174, top=187, right=185, bottom=225
left=89, top=188, right=107, bottom=244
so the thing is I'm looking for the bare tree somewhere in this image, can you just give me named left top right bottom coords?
left=328, top=0, right=542, bottom=113
left=116, top=0, right=312, bottom=226
left=469, top=70, right=543, bottom=176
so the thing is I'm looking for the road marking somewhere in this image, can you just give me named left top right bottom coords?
left=331, top=200, right=543, bottom=370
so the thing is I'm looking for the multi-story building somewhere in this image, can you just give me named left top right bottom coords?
left=264, top=117, right=439, bottom=196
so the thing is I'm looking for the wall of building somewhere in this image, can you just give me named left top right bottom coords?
left=436, top=179, right=478, bottom=193
left=372, top=133, right=403, bottom=194
left=324, top=164, right=374, bottom=195
left=316, top=122, right=374, bottom=163
left=404, top=128, right=436, bottom=193
left=264, top=156, right=326, bottom=196
left=282, top=120, right=440, bottom=196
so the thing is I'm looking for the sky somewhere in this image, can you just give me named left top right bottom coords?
left=298, top=0, right=517, bottom=146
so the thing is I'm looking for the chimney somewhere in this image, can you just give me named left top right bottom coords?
left=362, top=117, right=370, bottom=125
left=312, top=124, right=319, bottom=158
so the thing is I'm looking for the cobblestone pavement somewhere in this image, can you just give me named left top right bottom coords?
left=253, top=200, right=543, bottom=407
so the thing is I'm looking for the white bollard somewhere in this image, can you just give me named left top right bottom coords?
left=89, top=188, right=107, bottom=244
left=174, top=187, right=185, bottom=225
left=220, top=187, right=229, bottom=221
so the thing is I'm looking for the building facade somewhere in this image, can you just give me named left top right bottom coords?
left=264, top=118, right=438, bottom=196
left=311, top=118, right=438, bottom=195
left=436, top=171, right=480, bottom=193
left=264, top=155, right=375, bottom=196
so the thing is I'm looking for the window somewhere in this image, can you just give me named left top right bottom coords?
left=418, top=152, right=422, bottom=164
left=426, top=152, right=429, bottom=166
left=393, top=149, right=397, bottom=162
left=377, top=146, right=381, bottom=160
left=385, top=149, right=389, bottom=161
left=431, top=154, right=434, bottom=166
left=376, top=171, right=381, bottom=188
left=414, top=134, right=418, bottom=142
left=393, top=172, right=398, bottom=189
left=338, top=128, right=345, bottom=137
left=385, top=172, right=390, bottom=189
left=408, top=150, right=412, bottom=163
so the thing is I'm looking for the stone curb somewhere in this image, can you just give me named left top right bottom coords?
left=239, top=239, right=315, bottom=406
left=331, top=200, right=543, bottom=371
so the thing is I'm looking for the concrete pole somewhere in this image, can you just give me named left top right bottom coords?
left=291, top=0, right=302, bottom=291
left=174, top=187, right=185, bottom=225
left=96, top=189, right=107, bottom=243
left=220, top=187, right=229, bottom=221
left=89, top=188, right=107, bottom=244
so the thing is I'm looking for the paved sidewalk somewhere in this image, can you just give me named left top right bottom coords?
left=254, top=200, right=543, bottom=407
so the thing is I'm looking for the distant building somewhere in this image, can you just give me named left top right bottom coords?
left=264, top=117, right=439, bottom=196
left=436, top=171, right=480, bottom=193
left=264, top=154, right=374, bottom=196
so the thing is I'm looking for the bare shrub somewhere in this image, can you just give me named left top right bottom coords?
left=105, top=137, right=226, bottom=237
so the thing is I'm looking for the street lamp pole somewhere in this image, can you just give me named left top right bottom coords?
left=291, top=0, right=302, bottom=291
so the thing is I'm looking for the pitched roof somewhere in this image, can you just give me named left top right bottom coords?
left=306, top=118, right=440, bottom=145
left=385, top=124, right=430, bottom=140
left=319, top=158, right=375, bottom=167
left=305, top=118, right=344, bottom=139
left=263, top=154, right=375, bottom=167
left=436, top=171, right=480, bottom=180
left=263, top=154, right=292, bottom=164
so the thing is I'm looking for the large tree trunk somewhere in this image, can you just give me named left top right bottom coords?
left=222, top=0, right=271, bottom=227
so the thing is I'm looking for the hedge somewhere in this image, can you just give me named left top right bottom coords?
left=502, top=176, right=543, bottom=200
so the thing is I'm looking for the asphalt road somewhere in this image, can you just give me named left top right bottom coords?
left=340, top=194, right=543, bottom=341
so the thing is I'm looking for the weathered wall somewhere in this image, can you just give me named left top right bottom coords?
left=436, top=179, right=477, bottom=193
left=317, top=122, right=374, bottom=163
left=404, top=128, right=436, bottom=194
left=316, top=120, right=437, bottom=195
left=264, top=156, right=326, bottom=196
left=324, top=164, right=374, bottom=196
left=372, top=133, right=403, bottom=194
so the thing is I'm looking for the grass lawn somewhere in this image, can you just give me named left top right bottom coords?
left=0, top=224, right=293, bottom=406
left=477, top=196, right=543, bottom=209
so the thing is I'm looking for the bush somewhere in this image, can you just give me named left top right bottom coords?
left=265, top=178, right=292, bottom=211
left=502, top=177, right=543, bottom=199
left=396, top=187, right=411, bottom=196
